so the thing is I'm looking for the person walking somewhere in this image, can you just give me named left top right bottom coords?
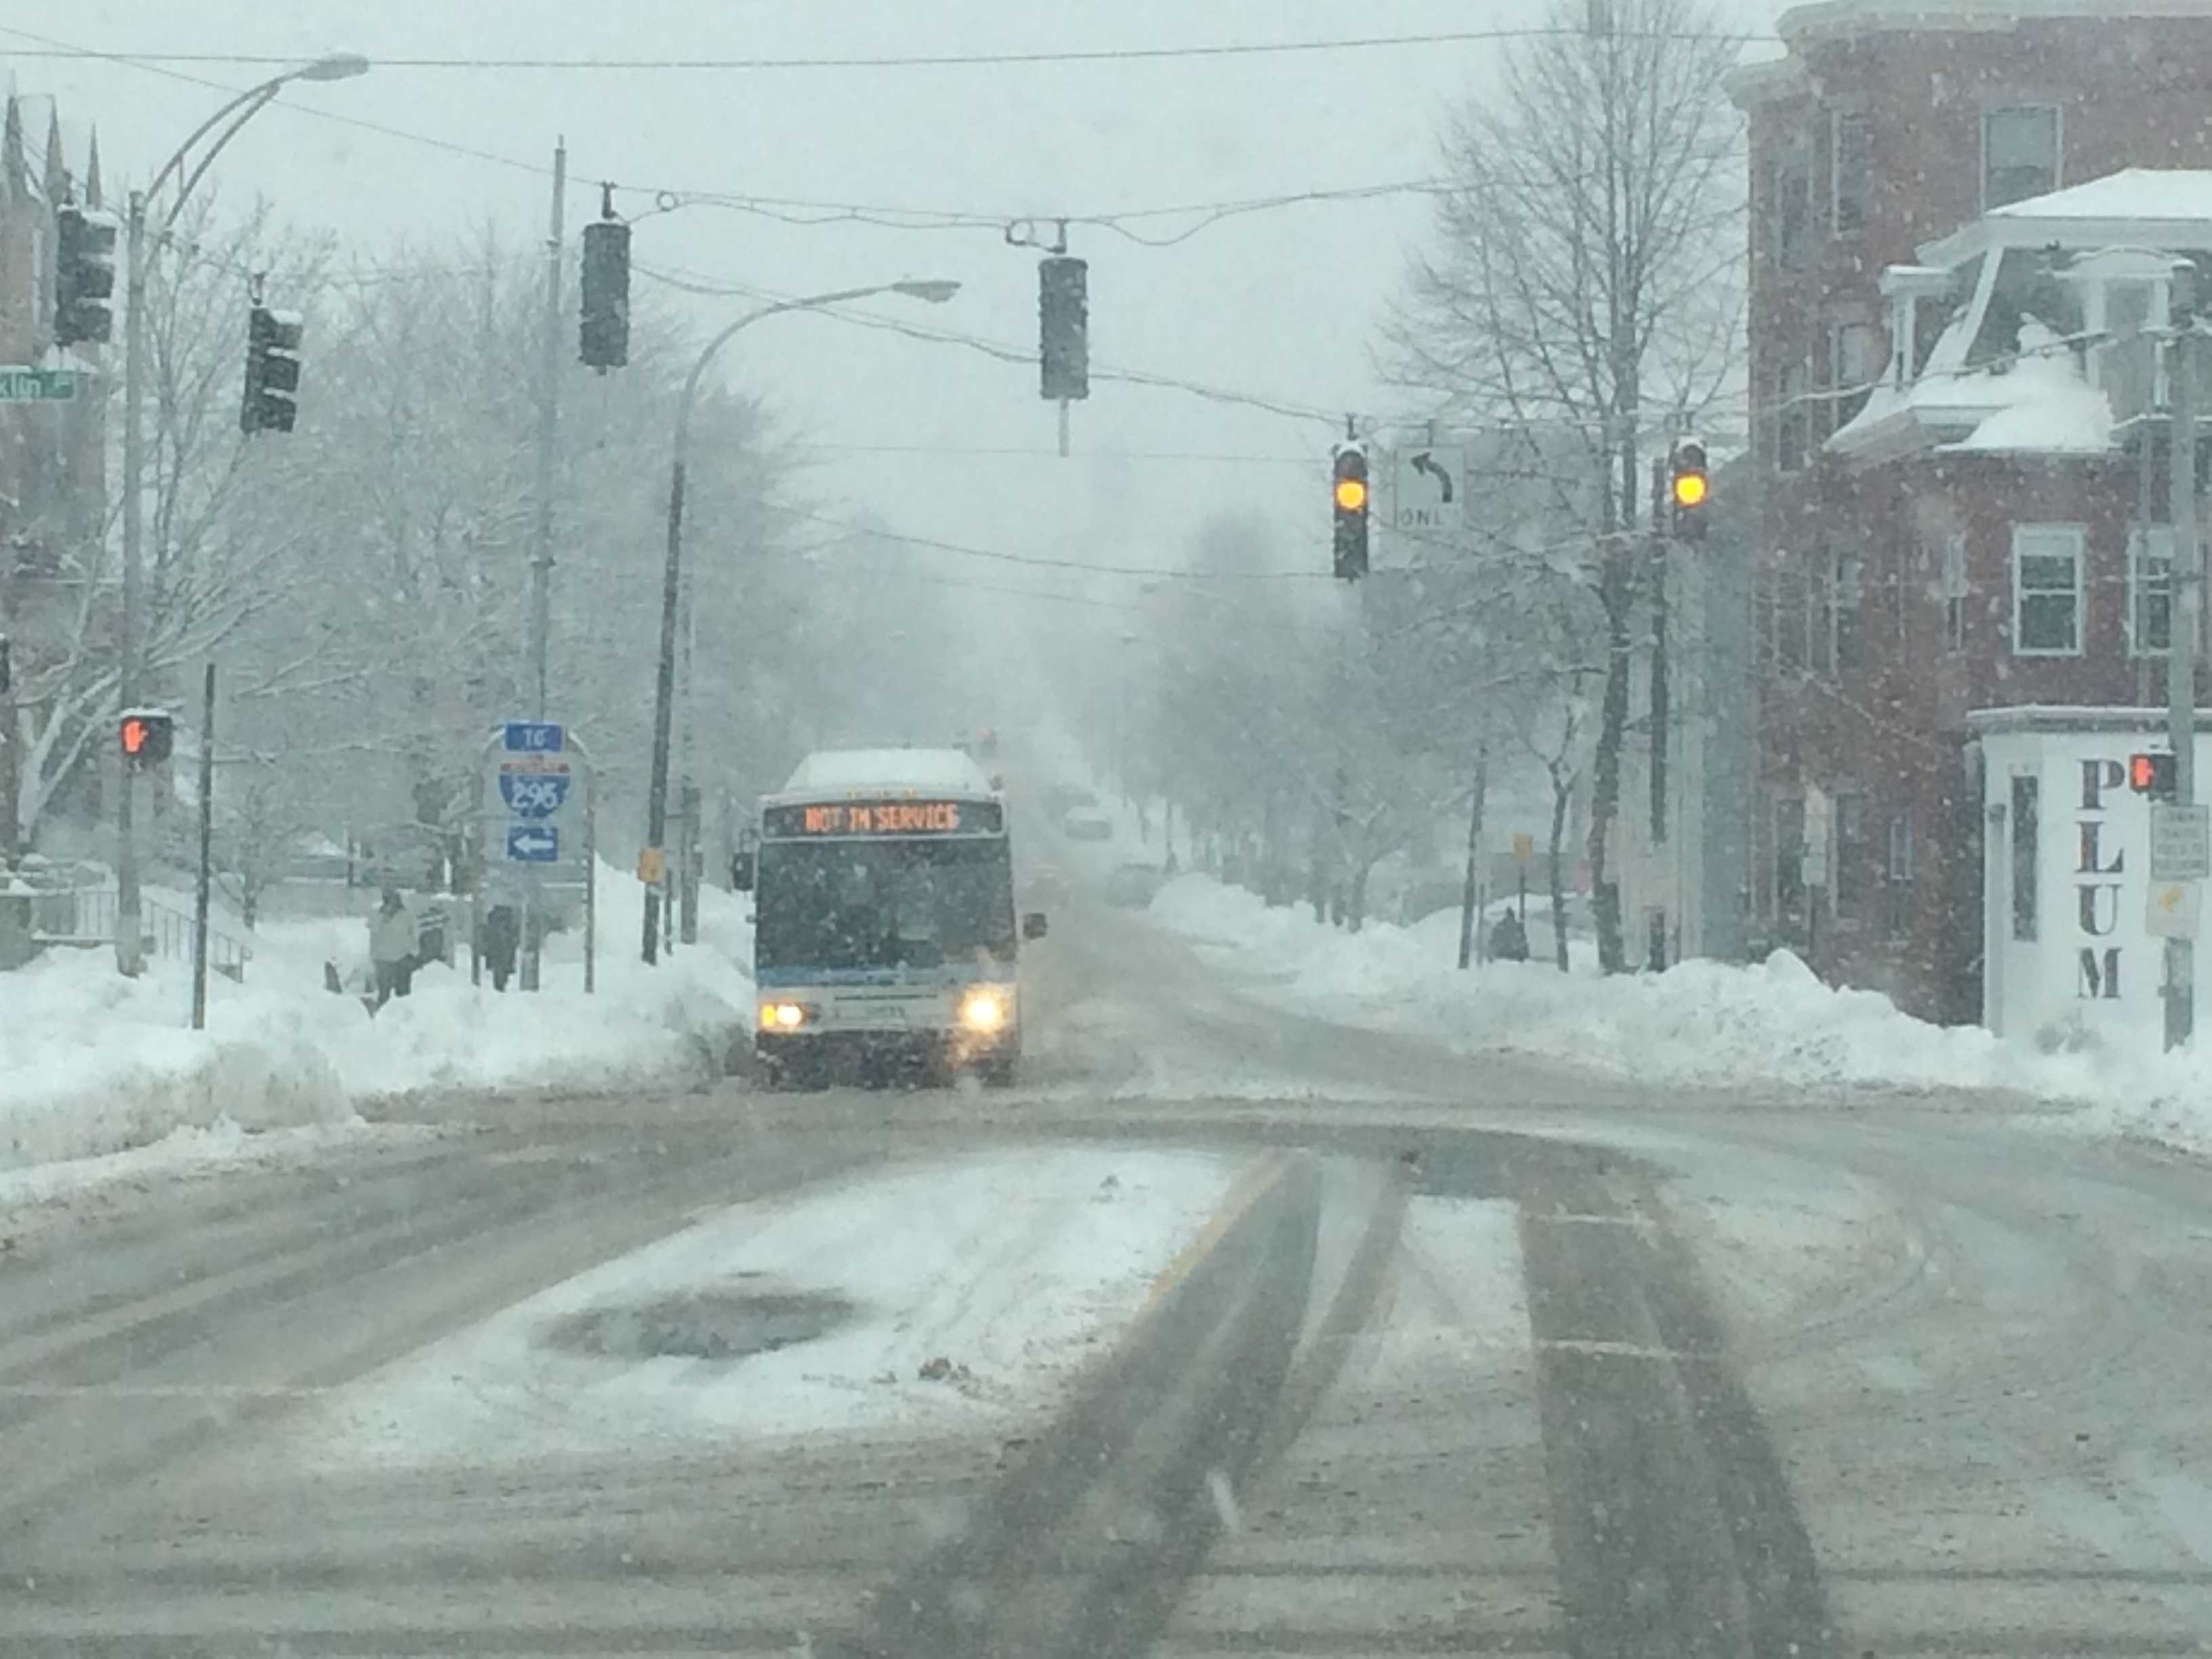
left=369, top=887, right=417, bottom=1010
left=483, top=902, right=520, bottom=993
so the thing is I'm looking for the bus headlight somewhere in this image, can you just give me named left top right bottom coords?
left=958, top=987, right=1011, bottom=1036
left=759, top=1001, right=810, bottom=1031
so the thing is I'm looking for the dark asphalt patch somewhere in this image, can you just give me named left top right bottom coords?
left=538, top=1286, right=855, bottom=1362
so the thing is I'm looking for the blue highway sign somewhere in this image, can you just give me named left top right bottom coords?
left=499, top=771, right=571, bottom=819
left=506, top=823, right=560, bottom=863
left=503, top=721, right=564, bottom=754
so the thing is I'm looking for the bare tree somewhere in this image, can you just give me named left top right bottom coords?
left=1387, top=0, right=1743, bottom=970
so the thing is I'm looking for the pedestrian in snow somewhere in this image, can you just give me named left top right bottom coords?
left=369, top=886, right=417, bottom=1009
left=483, top=902, right=520, bottom=993
left=1488, top=908, right=1530, bottom=963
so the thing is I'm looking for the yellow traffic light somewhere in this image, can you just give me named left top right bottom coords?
left=1671, top=470, right=1708, bottom=509
left=1334, top=476, right=1368, bottom=513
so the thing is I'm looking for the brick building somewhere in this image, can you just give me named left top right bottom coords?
left=1729, top=1, right=2212, bottom=1021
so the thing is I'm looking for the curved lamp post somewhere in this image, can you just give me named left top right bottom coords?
left=640, top=279, right=960, bottom=964
left=113, top=54, right=369, bottom=976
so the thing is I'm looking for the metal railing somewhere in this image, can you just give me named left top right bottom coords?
left=29, top=886, right=251, bottom=981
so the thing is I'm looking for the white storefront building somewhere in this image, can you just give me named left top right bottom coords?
left=1971, top=708, right=2212, bottom=1043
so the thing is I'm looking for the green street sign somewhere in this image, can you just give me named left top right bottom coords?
left=0, top=367, right=79, bottom=403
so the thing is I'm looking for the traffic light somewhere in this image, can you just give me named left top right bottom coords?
left=1332, top=443, right=1370, bottom=581
left=119, top=710, right=173, bottom=769
left=2130, top=751, right=2178, bottom=800
left=1668, top=439, right=1709, bottom=540
left=579, top=195, right=630, bottom=371
left=54, top=203, right=117, bottom=346
left=1039, top=255, right=1088, bottom=401
left=240, top=304, right=304, bottom=434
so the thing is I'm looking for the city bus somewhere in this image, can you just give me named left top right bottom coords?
left=742, top=748, right=1046, bottom=1088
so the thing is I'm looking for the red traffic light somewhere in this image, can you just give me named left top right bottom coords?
left=2130, top=752, right=2177, bottom=797
left=119, top=710, right=173, bottom=767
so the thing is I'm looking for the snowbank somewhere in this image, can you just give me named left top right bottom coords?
left=0, top=861, right=753, bottom=1173
left=1148, top=872, right=2212, bottom=1146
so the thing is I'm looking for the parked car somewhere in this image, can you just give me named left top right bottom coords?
left=1103, top=862, right=1165, bottom=909
left=1044, top=783, right=1101, bottom=819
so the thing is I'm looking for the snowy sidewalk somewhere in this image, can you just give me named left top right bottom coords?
left=0, top=862, right=753, bottom=1174
left=1147, top=872, right=2212, bottom=1153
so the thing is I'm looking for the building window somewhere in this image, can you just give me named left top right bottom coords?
left=1835, top=792, right=1868, bottom=921
left=1775, top=554, right=1806, bottom=673
left=1777, top=361, right=1809, bottom=472
left=2010, top=525, right=2084, bottom=655
left=2130, top=525, right=2173, bottom=655
left=1830, top=321, right=1879, bottom=426
left=2011, top=774, right=2039, bottom=941
left=1832, top=109, right=1870, bottom=235
left=1833, top=551, right=1864, bottom=673
left=1778, top=133, right=1813, bottom=265
left=1983, top=105, right=2059, bottom=209
left=1809, top=548, right=1836, bottom=676
left=1940, top=533, right=1968, bottom=651
left=1883, top=809, right=1914, bottom=936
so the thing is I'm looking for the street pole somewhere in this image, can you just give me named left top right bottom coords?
left=640, top=279, right=958, bottom=964
left=529, top=140, right=565, bottom=720
left=190, top=662, right=214, bottom=1030
left=522, top=140, right=565, bottom=991
left=110, top=55, right=368, bottom=980
left=2167, top=306, right=2200, bottom=1050
left=1648, top=453, right=1670, bottom=970
left=1457, top=741, right=1488, bottom=970
left=115, top=188, right=147, bottom=977
left=642, top=452, right=684, bottom=966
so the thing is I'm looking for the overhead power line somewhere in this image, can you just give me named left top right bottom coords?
left=0, top=26, right=1773, bottom=73
left=750, top=499, right=1329, bottom=582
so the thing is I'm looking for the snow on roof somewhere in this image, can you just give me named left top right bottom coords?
left=1987, top=168, right=2212, bottom=224
left=1832, top=319, right=2115, bottom=460
left=1922, top=168, right=2212, bottom=266
left=1942, top=322, right=2115, bottom=454
left=779, top=747, right=994, bottom=796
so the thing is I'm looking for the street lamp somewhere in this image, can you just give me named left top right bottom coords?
left=112, top=54, right=370, bottom=976
left=641, top=278, right=961, bottom=964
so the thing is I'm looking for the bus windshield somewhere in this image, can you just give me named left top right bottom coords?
left=756, top=836, right=1015, bottom=972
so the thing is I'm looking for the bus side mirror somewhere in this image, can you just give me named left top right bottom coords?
left=1023, top=912, right=1048, bottom=940
left=731, top=852, right=755, bottom=893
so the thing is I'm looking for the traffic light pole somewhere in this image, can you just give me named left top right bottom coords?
left=115, top=188, right=147, bottom=978
left=528, top=140, right=565, bottom=723
left=109, top=56, right=368, bottom=980
left=2167, top=319, right=2201, bottom=1050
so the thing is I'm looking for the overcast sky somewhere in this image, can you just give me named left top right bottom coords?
left=3, top=1, right=1783, bottom=614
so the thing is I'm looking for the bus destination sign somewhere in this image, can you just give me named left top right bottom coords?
left=764, top=798, right=1002, bottom=838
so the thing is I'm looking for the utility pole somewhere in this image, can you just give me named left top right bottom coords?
left=528, top=140, right=564, bottom=720
left=2166, top=287, right=2201, bottom=1051
left=190, top=663, right=215, bottom=1030
left=1457, top=741, right=1489, bottom=970
left=523, top=140, right=564, bottom=992
left=1647, top=453, right=1670, bottom=970
left=115, top=187, right=147, bottom=977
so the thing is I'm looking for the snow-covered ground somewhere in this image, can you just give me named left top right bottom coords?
left=301, top=1147, right=1242, bottom=1463
left=1147, top=871, right=2212, bottom=1153
left=0, top=862, right=752, bottom=1173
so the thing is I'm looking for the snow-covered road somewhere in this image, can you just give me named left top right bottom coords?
left=8, top=836, right=2212, bottom=1654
